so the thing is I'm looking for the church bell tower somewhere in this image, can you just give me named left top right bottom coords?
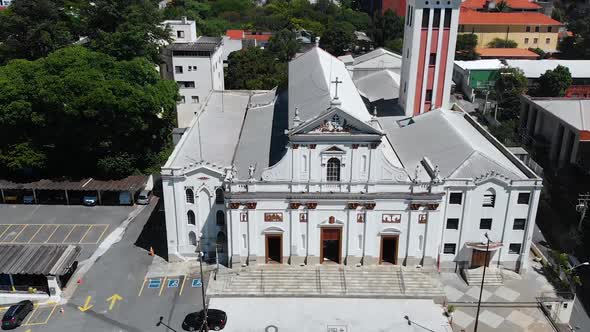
left=398, top=0, right=461, bottom=117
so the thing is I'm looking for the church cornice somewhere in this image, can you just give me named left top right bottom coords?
left=225, top=192, right=444, bottom=201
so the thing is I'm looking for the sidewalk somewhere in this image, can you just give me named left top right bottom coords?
left=441, top=254, right=557, bottom=332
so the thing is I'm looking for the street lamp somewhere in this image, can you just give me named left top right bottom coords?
left=473, top=233, right=491, bottom=332
left=568, top=262, right=589, bottom=272
left=156, top=316, right=178, bottom=332
left=197, top=234, right=209, bottom=332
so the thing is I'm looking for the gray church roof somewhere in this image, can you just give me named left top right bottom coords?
left=379, top=109, right=530, bottom=180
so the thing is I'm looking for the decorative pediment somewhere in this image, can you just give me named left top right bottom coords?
left=325, top=146, right=345, bottom=153
left=289, top=107, right=383, bottom=136
left=261, top=226, right=285, bottom=234
left=379, top=227, right=402, bottom=235
left=318, top=216, right=344, bottom=227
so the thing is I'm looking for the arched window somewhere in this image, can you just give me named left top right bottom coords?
left=187, top=210, right=196, bottom=225
left=185, top=188, right=194, bottom=204
left=326, top=158, right=341, bottom=182
left=216, top=210, right=225, bottom=226
left=362, top=155, right=367, bottom=173
left=483, top=189, right=496, bottom=207
left=215, top=188, right=224, bottom=204
left=418, top=235, right=424, bottom=251
left=188, top=231, right=197, bottom=246
left=302, top=154, right=308, bottom=173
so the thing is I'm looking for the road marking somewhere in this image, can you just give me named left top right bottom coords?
left=179, top=275, right=187, bottom=296
left=44, top=225, right=59, bottom=244
left=28, top=225, right=44, bottom=244
left=167, top=278, right=179, bottom=288
left=148, top=278, right=161, bottom=289
left=79, top=225, right=93, bottom=243
left=62, top=225, right=77, bottom=244
left=138, top=278, right=147, bottom=297
left=95, top=224, right=109, bottom=244
left=24, top=303, right=58, bottom=326
left=78, top=296, right=93, bottom=312
left=106, top=294, right=123, bottom=311
left=23, top=304, right=39, bottom=325
left=0, top=225, right=11, bottom=240
left=12, top=224, right=28, bottom=243
left=191, top=279, right=202, bottom=288
left=159, top=276, right=168, bottom=296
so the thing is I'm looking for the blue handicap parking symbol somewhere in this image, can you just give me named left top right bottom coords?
left=191, top=279, right=202, bottom=288
left=167, top=279, right=179, bottom=288
left=148, top=279, right=161, bottom=289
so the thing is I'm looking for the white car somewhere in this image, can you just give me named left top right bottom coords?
left=137, top=190, right=151, bottom=205
left=83, top=195, right=98, bottom=206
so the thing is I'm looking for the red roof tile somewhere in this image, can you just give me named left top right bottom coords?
left=460, top=8, right=562, bottom=25
left=476, top=48, right=540, bottom=58
left=226, top=29, right=245, bottom=40
left=244, top=34, right=272, bottom=42
left=462, top=0, right=541, bottom=10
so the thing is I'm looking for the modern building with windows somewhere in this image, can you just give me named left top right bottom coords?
left=162, top=0, right=542, bottom=274
left=160, top=18, right=225, bottom=128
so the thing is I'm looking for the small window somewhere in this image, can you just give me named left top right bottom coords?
left=177, top=30, right=185, bottom=38
left=191, top=96, right=199, bottom=104
left=425, top=89, right=433, bottom=102
left=513, top=218, right=526, bottom=230
left=483, top=191, right=495, bottom=207
left=418, top=235, right=424, bottom=251
left=548, top=26, right=553, bottom=33
left=406, top=48, right=410, bottom=58
left=358, top=235, right=363, bottom=249
left=215, top=188, right=224, bottom=204
left=533, top=38, right=538, bottom=44
left=242, top=234, right=247, bottom=249
left=446, top=218, right=459, bottom=229
left=509, top=243, right=522, bottom=254
left=517, top=193, right=530, bottom=204
left=480, top=218, right=492, bottom=230
left=406, top=5, right=411, bottom=25
left=443, top=243, right=456, bottom=254
left=444, top=10, right=451, bottom=28
left=302, top=235, right=306, bottom=249
left=524, top=38, right=529, bottom=44
left=409, top=6, right=413, bottom=26
left=175, top=66, right=183, bottom=74
left=178, top=81, right=195, bottom=88
left=178, top=96, right=186, bottom=104
left=189, top=231, right=197, bottom=246
left=526, top=26, right=531, bottom=32
left=546, top=38, right=551, bottom=44
left=187, top=210, right=196, bottom=225
left=449, top=192, right=463, bottom=204
left=429, top=53, right=436, bottom=66
left=326, top=158, right=341, bottom=182
left=186, top=188, right=194, bottom=204
left=422, top=9, right=430, bottom=28
left=534, top=26, right=540, bottom=32
left=216, top=210, right=225, bottom=226
left=433, top=9, right=441, bottom=27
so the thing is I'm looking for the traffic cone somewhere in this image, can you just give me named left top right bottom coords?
left=149, top=247, right=155, bottom=256
left=59, top=307, right=64, bottom=314
left=77, top=278, right=83, bottom=285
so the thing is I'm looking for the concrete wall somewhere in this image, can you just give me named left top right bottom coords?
left=459, top=25, right=560, bottom=51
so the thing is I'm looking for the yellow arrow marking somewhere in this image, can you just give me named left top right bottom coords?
left=106, top=294, right=123, bottom=311
left=25, top=330, right=31, bottom=332
left=78, top=296, right=93, bottom=312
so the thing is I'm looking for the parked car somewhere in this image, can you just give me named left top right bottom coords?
left=83, top=195, right=98, bottom=206
left=2, top=300, right=34, bottom=330
left=182, top=309, right=227, bottom=331
left=137, top=190, right=151, bottom=205
left=22, top=195, right=34, bottom=204
left=119, top=192, right=132, bottom=205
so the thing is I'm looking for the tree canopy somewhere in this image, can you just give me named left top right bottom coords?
left=225, top=47, right=288, bottom=90
left=456, top=34, right=480, bottom=60
left=531, top=65, right=573, bottom=97
left=487, top=38, right=517, bottom=48
left=266, top=29, right=301, bottom=62
left=319, top=22, right=356, bottom=56
left=370, top=9, right=404, bottom=50
left=493, top=67, right=528, bottom=121
left=0, top=46, right=178, bottom=179
left=557, top=8, right=590, bottom=59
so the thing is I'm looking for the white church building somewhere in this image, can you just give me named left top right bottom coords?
left=161, top=0, right=542, bottom=273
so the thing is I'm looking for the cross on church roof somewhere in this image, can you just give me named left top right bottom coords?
left=331, top=77, right=343, bottom=100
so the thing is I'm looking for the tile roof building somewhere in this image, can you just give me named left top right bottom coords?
left=162, top=0, right=542, bottom=277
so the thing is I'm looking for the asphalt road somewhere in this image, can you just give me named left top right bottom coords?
left=9, top=198, right=206, bottom=332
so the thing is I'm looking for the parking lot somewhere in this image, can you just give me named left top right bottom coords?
left=0, top=302, right=59, bottom=328
left=0, top=204, right=135, bottom=260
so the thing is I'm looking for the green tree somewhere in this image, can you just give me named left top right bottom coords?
left=493, top=67, right=528, bottom=121
left=266, top=29, right=301, bottom=62
left=371, top=9, right=404, bottom=47
left=0, top=0, right=83, bottom=64
left=558, top=8, right=590, bottom=59
left=494, top=0, right=510, bottom=12
left=319, top=22, right=355, bottom=56
left=532, top=65, right=573, bottom=97
left=82, top=0, right=170, bottom=63
left=225, top=47, right=287, bottom=90
left=487, top=38, right=517, bottom=48
left=384, top=38, right=404, bottom=54
left=456, top=34, right=480, bottom=60
left=0, top=46, right=178, bottom=178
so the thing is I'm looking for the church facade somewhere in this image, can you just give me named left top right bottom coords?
left=161, top=0, right=542, bottom=273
